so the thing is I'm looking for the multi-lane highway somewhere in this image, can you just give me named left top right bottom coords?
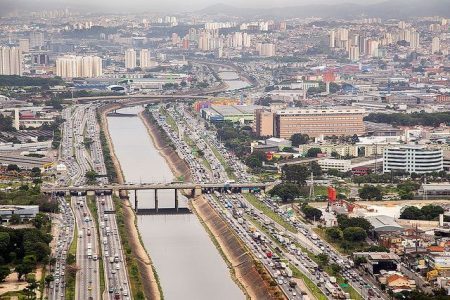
left=55, top=104, right=130, bottom=300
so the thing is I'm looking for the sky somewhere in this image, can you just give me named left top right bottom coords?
left=2, top=0, right=387, bottom=13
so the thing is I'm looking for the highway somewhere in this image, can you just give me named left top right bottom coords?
left=48, top=197, right=75, bottom=300
left=73, top=196, right=101, bottom=300
left=55, top=103, right=130, bottom=299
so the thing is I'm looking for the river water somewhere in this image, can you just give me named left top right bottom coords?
left=107, top=106, right=244, bottom=300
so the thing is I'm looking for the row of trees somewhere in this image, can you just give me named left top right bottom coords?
left=0, top=75, right=64, bottom=87
left=324, top=215, right=374, bottom=252
left=364, top=112, right=450, bottom=127
left=400, top=204, right=444, bottom=221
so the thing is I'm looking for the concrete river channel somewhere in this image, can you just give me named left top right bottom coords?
left=107, top=106, right=244, bottom=300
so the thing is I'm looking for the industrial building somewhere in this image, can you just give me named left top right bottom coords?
left=201, top=105, right=263, bottom=123
left=366, top=215, right=404, bottom=234
left=0, top=205, right=39, bottom=223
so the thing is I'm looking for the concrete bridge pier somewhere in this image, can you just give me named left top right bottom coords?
left=154, top=189, right=159, bottom=213
left=175, top=189, right=178, bottom=212
left=134, top=189, right=138, bottom=213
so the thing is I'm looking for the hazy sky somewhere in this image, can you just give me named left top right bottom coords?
left=3, top=0, right=387, bottom=13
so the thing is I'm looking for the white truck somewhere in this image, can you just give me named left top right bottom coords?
left=87, top=249, right=92, bottom=259
left=78, top=230, right=83, bottom=238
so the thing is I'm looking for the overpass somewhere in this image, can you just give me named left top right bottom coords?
left=43, top=182, right=268, bottom=214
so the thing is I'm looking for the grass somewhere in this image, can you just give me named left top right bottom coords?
left=289, top=264, right=328, bottom=300
left=86, top=196, right=105, bottom=295
left=209, top=144, right=237, bottom=180
left=113, top=196, right=150, bottom=300
left=159, top=107, right=178, bottom=134
left=243, top=193, right=297, bottom=233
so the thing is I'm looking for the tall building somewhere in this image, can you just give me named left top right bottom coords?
left=349, top=45, right=360, bottom=62
left=257, top=43, right=276, bottom=57
left=18, top=39, right=30, bottom=53
left=29, top=32, right=44, bottom=49
left=273, top=107, right=365, bottom=139
left=139, top=49, right=151, bottom=68
left=0, top=46, right=23, bottom=76
left=383, top=145, right=443, bottom=174
left=329, top=30, right=336, bottom=48
left=55, top=55, right=102, bottom=78
left=124, top=48, right=137, bottom=69
left=410, top=31, right=420, bottom=49
left=432, top=37, right=440, bottom=54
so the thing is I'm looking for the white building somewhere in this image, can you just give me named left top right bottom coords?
left=139, top=49, right=151, bottom=68
left=0, top=46, right=23, bottom=76
left=257, top=43, right=276, bottom=57
left=383, top=145, right=443, bottom=174
left=432, top=37, right=441, bottom=54
left=0, top=205, right=39, bottom=223
left=125, top=48, right=137, bottom=69
left=55, top=55, right=102, bottom=78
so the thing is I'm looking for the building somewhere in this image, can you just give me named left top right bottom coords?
left=353, top=252, right=400, bottom=275
left=257, top=43, right=276, bottom=57
left=255, top=109, right=274, bottom=137
left=125, top=48, right=137, bottom=69
left=55, top=55, right=102, bottom=78
left=432, top=37, right=441, bottom=54
left=383, top=145, right=443, bottom=174
left=366, top=215, right=404, bottom=234
left=0, top=205, right=39, bottom=223
left=0, top=46, right=23, bottom=76
left=349, top=45, right=360, bottom=61
left=202, top=105, right=263, bottom=123
left=140, top=49, right=151, bottom=68
left=273, top=107, right=365, bottom=139
left=29, top=32, right=44, bottom=49
left=18, top=39, right=30, bottom=53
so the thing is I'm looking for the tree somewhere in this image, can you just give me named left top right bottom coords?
left=306, top=148, right=322, bottom=158
left=281, top=164, right=309, bottom=184
left=330, top=263, right=342, bottom=275
left=85, top=170, right=98, bottom=184
left=301, top=204, right=323, bottom=221
left=31, top=213, right=48, bottom=229
left=316, top=253, right=329, bottom=267
left=325, top=227, right=342, bottom=241
left=343, top=227, right=367, bottom=242
left=0, top=266, right=10, bottom=282
left=336, top=215, right=373, bottom=233
left=44, top=274, right=54, bottom=286
left=310, top=161, right=322, bottom=176
left=269, top=183, right=302, bottom=202
left=6, top=164, right=20, bottom=172
left=0, top=232, right=10, bottom=253
left=400, top=206, right=423, bottom=220
left=358, top=185, right=382, bottom=200
left=30, top=167, right=41, bottom=178
left=290, top=133, right=309, bottom=147
left=9, top=214, right=21, bottom=225
left=421, top=204, right=444, bottom=220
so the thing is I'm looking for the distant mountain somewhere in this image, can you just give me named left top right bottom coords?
left=197, top=0, right=450, bottom=19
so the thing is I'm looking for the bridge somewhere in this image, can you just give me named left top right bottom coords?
left=43, top=182, right=268, bottom=214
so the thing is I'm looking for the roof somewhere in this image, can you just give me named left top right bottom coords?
left=427, top=246, right=445, bottom=252
left=366, top=215, right=404, bottom=232
left=386, top=274, right=407, bottom=284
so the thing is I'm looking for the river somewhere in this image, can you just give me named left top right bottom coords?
left=107, top=106, right=244, bottom=300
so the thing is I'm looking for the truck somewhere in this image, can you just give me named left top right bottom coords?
left=329, top=276, right=337, bottom=284
left=237, top=217, right=244, bottom=225
left=105, top=227, right=111, bottom=235
left=87, top=249, right=92, bottom=259
left=87, top=229, right=91, bottom=236
left=78, top=230, right=83, bottom=238
left=289, top=280, right=297, bottom=288
left=311, top=234, right=318, bottom=240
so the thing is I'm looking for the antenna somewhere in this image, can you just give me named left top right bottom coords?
left=309, top=171, right=315, bottom=201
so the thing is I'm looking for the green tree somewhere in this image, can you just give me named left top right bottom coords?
left=31, top=213, right=48, bottom=229
left=310, top=161, right=322, bottom=176
left=358, top=185, right=382, bottom=200
left=0, top=232, right=10, bottom=253
left=6, top=164, right=20, bottom=172
left=44, top=274, right=54, bottom=286
left=400, top=206, right=423, bottom=220
left=0, top=266, right=10, bottom=282
left=306, top=148, right=322, bottom=158
left=281, top=164, right=309, bottom=184
left=85, top=170, right=98, bottom=184
left=269, top=183, right=302, bottom=202
left=30, top=167, right=41, bottom=178
left=9, top=214, right=21, bottom=225
left=316, top=253, right=329, bottom=267
left=290, top=133, right=310, bottom=147
left=325, top=227, right=342, bottom=241
left=301, top=204, right=323, bottom=221
left=330, top=263, right=342, bottom=275
left=343, top=227, right=367, bottom=242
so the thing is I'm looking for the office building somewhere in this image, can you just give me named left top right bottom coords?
left=125, top=48, right=137, bottom=69
left=432, top=37, right=440, bottom=54
left=273, top=107, right=365, bottom=139
left=32, top=53, right=49, bottom=65
left=0, top=46, right=23, bottom=76
left=383, top=145, right=443, bottom=174
left=55, top=55, right=102, bottom=78
left=139, top=49, right=151, bottom=68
